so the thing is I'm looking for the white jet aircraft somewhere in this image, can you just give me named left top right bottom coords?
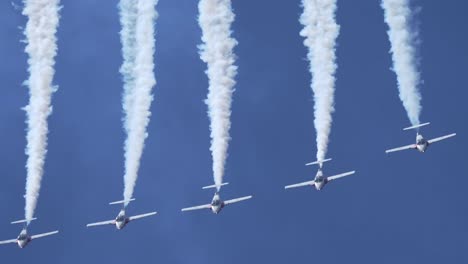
left=285, top=158, right=355, bottom=191
left=181, top=183, right=253, bottom=214
left=0, top=218, right=59, bottom=248
left=86, top=198, right=157, bottom=230
left=385, top=122, right=456, bottom=153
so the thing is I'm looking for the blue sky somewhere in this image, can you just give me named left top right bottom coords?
left=0, top=0, right=466, bottom=263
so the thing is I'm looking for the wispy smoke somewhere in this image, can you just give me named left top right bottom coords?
left=198, top=0, right=238, bottom=191
left=381, top=0, right=422, bottom=126
left=22, top=0, right=60, bottom=224
left=119, top=0, right=158, bottom=206
left=299, top=0, right=340, bottom=165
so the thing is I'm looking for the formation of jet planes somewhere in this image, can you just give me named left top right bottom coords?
left=385, top=122, right=456, bottom=153
left=181, top=183, right=253, bottom=214
left=86, top=198, right=157, bottom=230
left=0, top=122, right=458, bottom=248
left=0, top=218, right=58, bottom=248
left=285, top=158, right=356, bottom=191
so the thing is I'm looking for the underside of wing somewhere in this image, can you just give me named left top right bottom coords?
left=86, top=220, right=115, bottom=227
left=428, top=133, right=456, bottom=144
left=385, top=144, right=416, bottom=153
left=327, top=171, right=356, bottom=181
left=128, top=212, right=157, bottom=221
left=181, top=204, right=211, bottom=212
left=224, top=196, right=253, bottom=205
left=284, top=181, right=315, bottom=189
left=0, top=238, right=17, bottom=245
left=31, top=230, right=59, bottom=240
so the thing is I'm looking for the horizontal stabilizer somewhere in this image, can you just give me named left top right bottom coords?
left=202, top=182, right=229, bottom=189
left=403, top=122, right=430, bottom=130
left=11, top=218, right=37, bottom=224
left=109, top=198, right=135, bottom=205
left=306, top=158, right=332, bottom=166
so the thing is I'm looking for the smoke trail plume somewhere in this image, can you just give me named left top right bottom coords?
left=119, top=0, right=158, bottom=206
left=299, top=0, right=340, bottom=165
left=381, top=0, right=422, bottom=126
left=198, top=0, right=238, bottom=191
left=22, top=0, right=60, bottom=224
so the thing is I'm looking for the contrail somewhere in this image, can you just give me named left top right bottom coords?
left=198, top=0, right=238, bottom=191
left=119, top=0, right=158, bottom=206
left=381, top=0, right=422, bottom=126
left=299, top=0, right=340, bottom=166
left=22, top=0, right=60, bottom=224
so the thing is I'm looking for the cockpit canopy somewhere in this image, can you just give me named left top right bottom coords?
left=212, top=199, right=222, bottom=206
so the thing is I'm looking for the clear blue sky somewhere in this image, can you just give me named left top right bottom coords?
left=0, top=0, right=466, bottom=263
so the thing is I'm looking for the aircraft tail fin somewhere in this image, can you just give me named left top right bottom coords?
left=109, top=198, right=135, bottom=205
left=202, top=182, right=229, bottom=189
left=305, top=158, right=332, bottom=166
left=11, top=218, right=37, bottom=225
left=403, top=122, right=430, bottom=131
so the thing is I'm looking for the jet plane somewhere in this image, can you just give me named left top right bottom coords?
left=285, top=158, right=355, bottom=191
left=86, top=198, right=157, bottom=230
left=181, top=183, right=252, bottom=214
left=385, top=122, right=456, bottom=153
left=0, top=218, right=58, bottom=248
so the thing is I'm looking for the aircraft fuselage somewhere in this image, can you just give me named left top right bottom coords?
left=416, top=134, right=429, bottom=153
left=210, top=193, right=225, bottom=214
left=115, top=210, right=130, bottom=229
left=16, top=230, right=31, bottom=248
left=313, top=170, right=328, bottom=190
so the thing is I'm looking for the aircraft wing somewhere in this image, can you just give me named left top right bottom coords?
left=181, top=204, right=211, bottom=212
left=284, top=180, right=315, bottom=189
left=224, top=195, right=253, bottom=205
left=0, top=238, right=17, bottom=245
left=428, top=133, right=456, bottom=144
left=128, top=212, right=157, bottom=221
left=385, top=144, right=416, bottom=153
left=327, top=171, right=356, bottom=181
left=30, top=230, right=59, bottom=240
left=86, top=220, right=115, bottom=227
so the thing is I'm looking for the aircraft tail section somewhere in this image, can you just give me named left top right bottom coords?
left=109, top=198, right=135, bottom=205
left=11, top=218, right=37, bottom=224
left=305, top=158, right=332, bottom=166
left=202, top=182, right=229, bottom=189
left=403, top=122, right=430, bottom=131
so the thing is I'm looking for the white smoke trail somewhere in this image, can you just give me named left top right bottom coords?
left=120, top=0, right=158, bottom=206
left=22, top=0, right=60, bottom=224
left=299, top=0, right=340, bottom=165
left=198, top=0, right=238, bottom=191
left=381, top=0, right=421, bottom=126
